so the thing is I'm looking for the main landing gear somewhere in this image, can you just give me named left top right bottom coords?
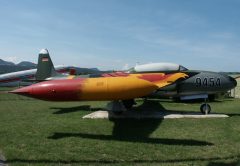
left=200, top=98, right=211, bottom=114
left=106, top=99, right=136, bottom=115
left=122, top=99, right=136, bottom=110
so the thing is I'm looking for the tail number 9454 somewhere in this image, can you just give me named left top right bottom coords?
left=195, top=77, right=221, bottom=87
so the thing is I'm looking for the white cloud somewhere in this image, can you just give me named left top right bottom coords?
left=4, top=56, right=18, bottom=63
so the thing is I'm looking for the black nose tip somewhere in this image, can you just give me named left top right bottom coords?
left=229, top=76, right=237, bottom=87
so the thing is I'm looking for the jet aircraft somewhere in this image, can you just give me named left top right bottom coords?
left=10, top=49, right=237, bottom=114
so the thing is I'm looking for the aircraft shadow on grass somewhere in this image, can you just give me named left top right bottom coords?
left=51, top=105, right=92, bottom=114
left=5, top=155, right=240, bottom=165
left=225, top=113, right=240, bottom=117
left=50, top=99, right=198, bottom=115
left=48, top=132, right=213, bottom=146
left=48, top=100, right=213, bottom=146
left=51, top=105, right=104, bottom=114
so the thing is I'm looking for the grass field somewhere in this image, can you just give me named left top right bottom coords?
left=0, top=89, right=240, bottom=166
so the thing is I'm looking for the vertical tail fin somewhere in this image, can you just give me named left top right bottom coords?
left=35, top=49, right=58, bottom=80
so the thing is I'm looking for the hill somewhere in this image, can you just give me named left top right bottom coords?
left=0, top=59, right=103, bottom=75
left=0, top=59, right=15, bottom=66
left=17, top=61, right=37, bottom=68
left=0, top=59, right=37, bottom=74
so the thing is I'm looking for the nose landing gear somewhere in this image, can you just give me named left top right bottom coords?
left=200, top=103, right=211, bottom=114
left=200, top=98, right=211, bottom=114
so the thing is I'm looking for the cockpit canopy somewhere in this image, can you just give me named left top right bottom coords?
left=127, top=63, right=188, bottom=73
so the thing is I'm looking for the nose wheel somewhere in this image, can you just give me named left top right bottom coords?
left=200, top=97, right=211, bottom=114
left=200, top=103, right=211, bottom=114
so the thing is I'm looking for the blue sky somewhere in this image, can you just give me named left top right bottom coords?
left=0, top=0, right=240, bottom=71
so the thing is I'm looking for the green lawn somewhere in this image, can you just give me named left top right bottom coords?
left=0, top=90, right=240, bottom=166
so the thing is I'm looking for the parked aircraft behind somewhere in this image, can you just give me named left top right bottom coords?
left=0, top=49, right=105, bottom=87
left=0, top=49, right=76, bottom=87
left=0, top=65, right=72, bottom=87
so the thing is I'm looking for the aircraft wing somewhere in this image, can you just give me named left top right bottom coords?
left=134, top=73, right=189, bottom=89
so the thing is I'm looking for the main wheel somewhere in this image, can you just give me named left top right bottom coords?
left=200, top=104, right=211, bottom=114
left=122, top=99, right=135, bottom=110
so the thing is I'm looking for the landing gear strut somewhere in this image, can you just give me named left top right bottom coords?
left=200, top=98, right=211, bottom=114
left=106, top=99, right=136, bottom=115
left=122, top=99, right=136, bottom=110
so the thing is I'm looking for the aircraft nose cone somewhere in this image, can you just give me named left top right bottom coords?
left=229, top=76, right=237, bottom=88
left=10, top=79, right=83, bottom=101
left=9, top=86, right=33, bottom=96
